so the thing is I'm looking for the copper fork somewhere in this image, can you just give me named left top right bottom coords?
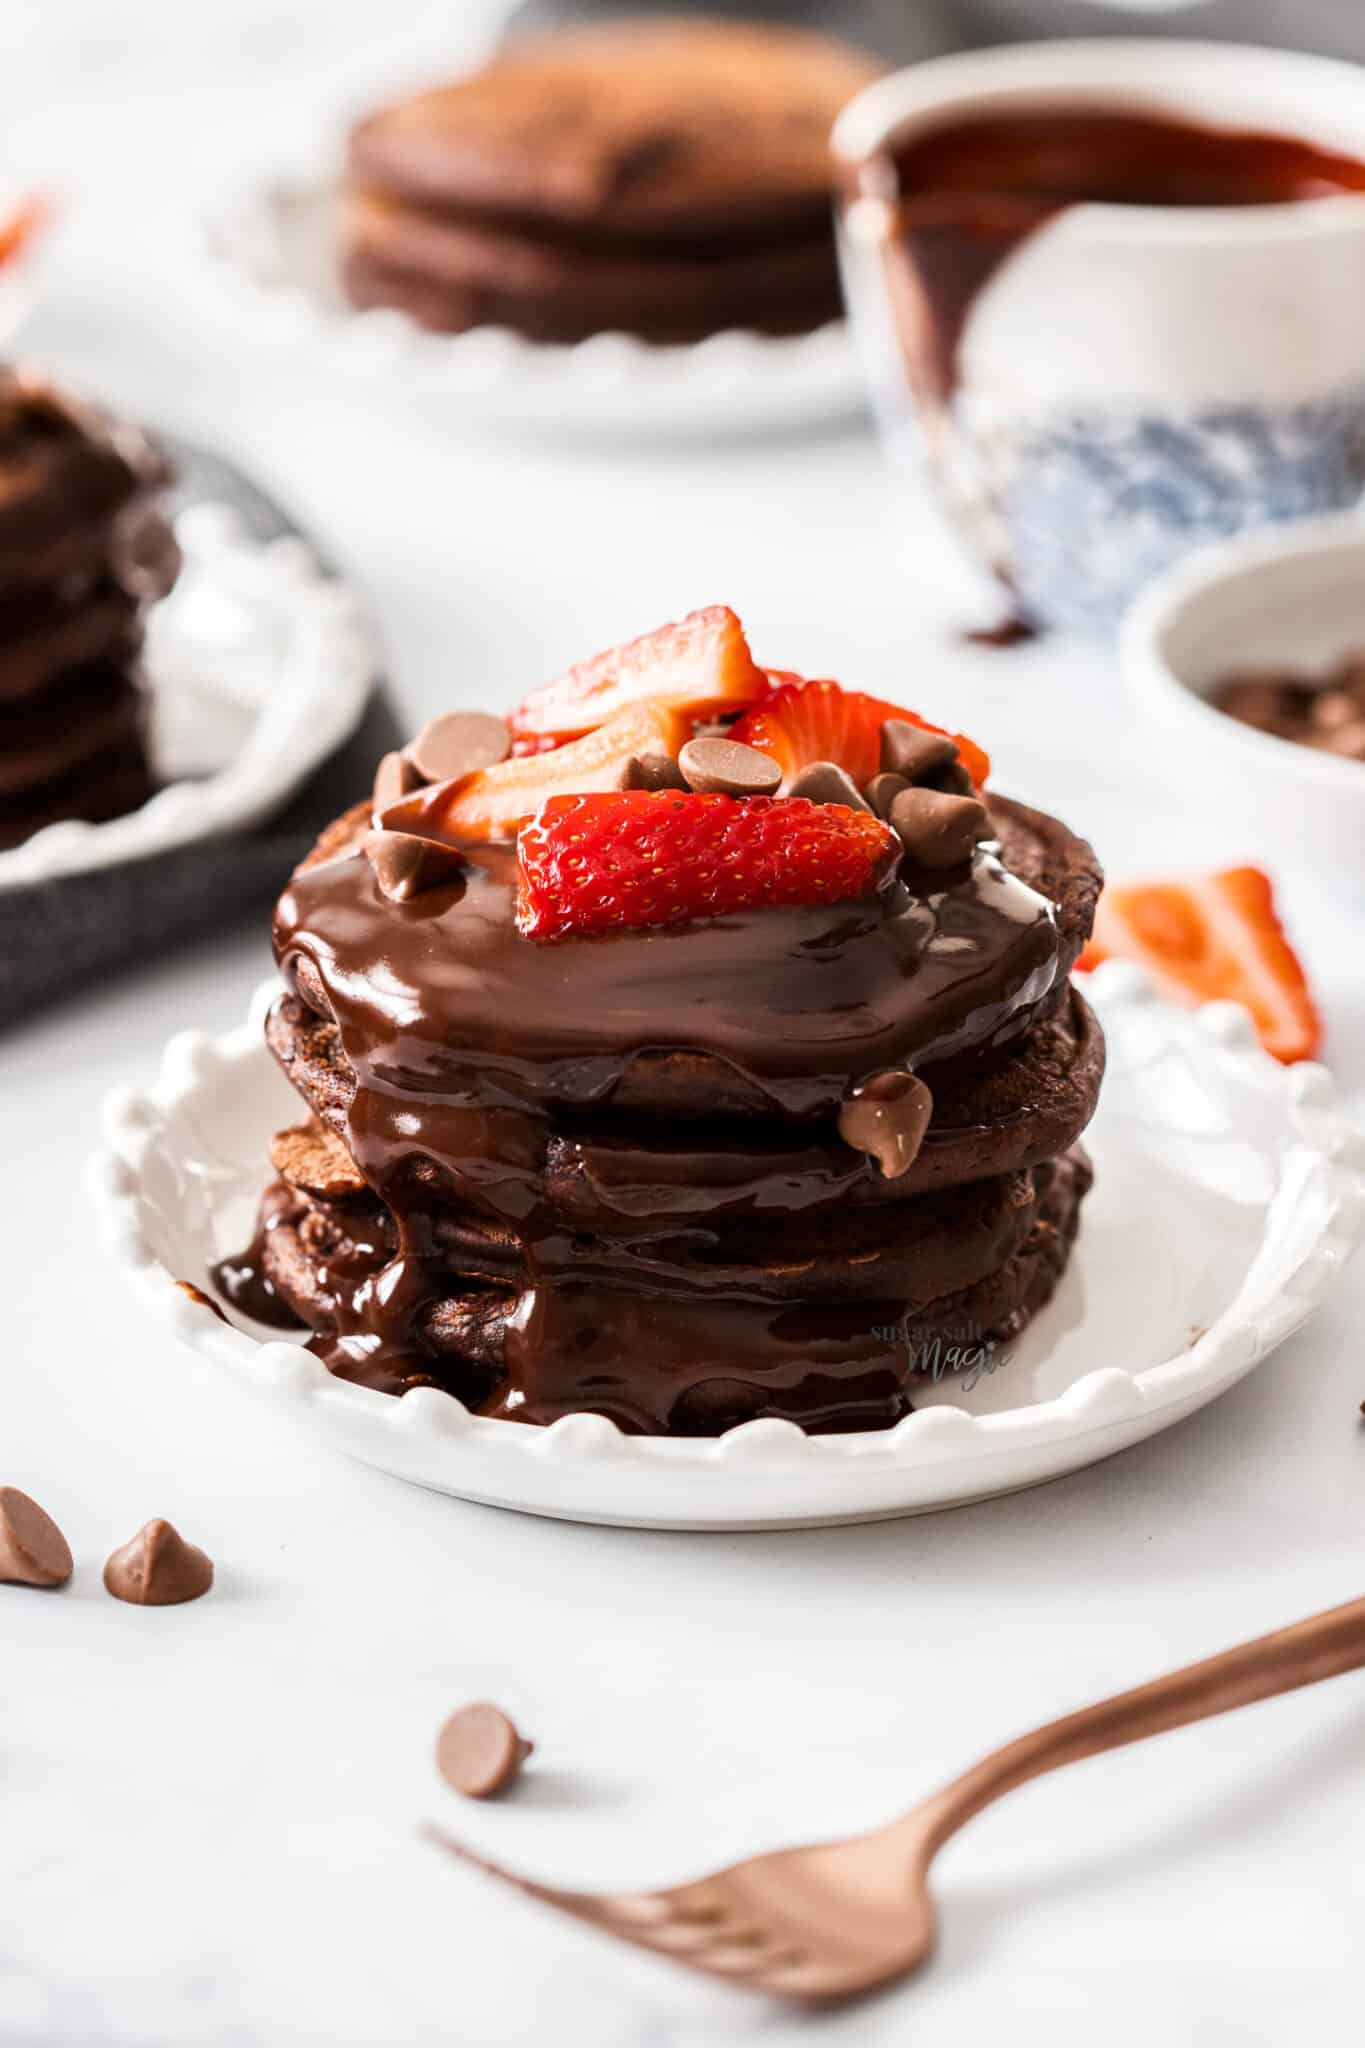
left=426, top=1594, right=1365, bottom=2003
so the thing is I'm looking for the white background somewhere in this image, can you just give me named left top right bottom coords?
left=2, top=6, right=1363, bottom=2045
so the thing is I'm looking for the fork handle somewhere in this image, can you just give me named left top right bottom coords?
left=909, top=1595, right=1365, bottom=1860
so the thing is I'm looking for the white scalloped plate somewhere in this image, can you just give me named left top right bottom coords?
left=89, top=963, right=1365, bottom=1530
left=199, top=169, right=864, bottom=437
left=0, top=499, right=375, bottom=891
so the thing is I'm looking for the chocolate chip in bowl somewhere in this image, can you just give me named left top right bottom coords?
left=1213, top=652, right=1365, bottom=762
left=1122, top=517, right=1365, bottom=880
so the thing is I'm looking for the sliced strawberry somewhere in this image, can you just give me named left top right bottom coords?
left=0, top=193, right=48, bottom=269
left=516, top=792, right=898, bottom=940
left=729, top=678, right=990, bottom=791
left=382, top=702, right=689, bottom=844
left=1080, top=867, right=1321, bottom=1064
left=508, top=606, right=768, bottom=745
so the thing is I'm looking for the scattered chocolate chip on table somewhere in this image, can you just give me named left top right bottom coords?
left=103, top=1519, right=214, bottom=1606
left=0, top=1486, right=74, bottom=1589
left=436, top=1703, right=534, bottom=1799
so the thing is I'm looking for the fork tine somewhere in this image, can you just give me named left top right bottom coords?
left=421, top=1825, right=604, bottom=1922
left=423, top=1828, right=791, bottom=1980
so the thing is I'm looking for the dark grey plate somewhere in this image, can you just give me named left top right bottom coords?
left=0, top=436, right=400, bottom=1030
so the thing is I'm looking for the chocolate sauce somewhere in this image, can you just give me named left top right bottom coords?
left=210, top=1217, right=306, bottom=1332
left=862, top=106, right=1365, bottom=407
left=275, top=835, right=1058, bottom=1121
left=223, top=801, right=1075, bottom=1430
left=964, top=612, right=1038, bottom=651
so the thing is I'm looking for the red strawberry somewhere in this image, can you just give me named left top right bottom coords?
left=381, top=702, right=689, bottom=844
left=508, top=605, right=768, bottom=746
left=516, top=792, right=898, bottom=940
left=1077, top=867, right=1321, bottom=1064
left=0, top=193, right=47, bottom=269
left=729, top=677, right=989, bottom=792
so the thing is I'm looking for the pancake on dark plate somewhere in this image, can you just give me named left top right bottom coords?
left=0, top=371, right=177, bottom=851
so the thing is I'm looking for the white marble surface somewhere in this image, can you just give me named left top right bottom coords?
left=3, top=6, right=1364, bottom=2044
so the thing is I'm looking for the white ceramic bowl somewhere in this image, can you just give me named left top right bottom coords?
left=1121, top=514, right=1365, bottom=874
left=833, top=40, right=1365, bottom=632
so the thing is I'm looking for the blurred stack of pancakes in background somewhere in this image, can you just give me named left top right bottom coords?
left=342, top=19, right=880, bottom=344
left=0, top=373, right=178, bottom=851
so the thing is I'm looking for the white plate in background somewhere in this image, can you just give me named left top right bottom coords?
left=200, top=169, right=864, bottom=439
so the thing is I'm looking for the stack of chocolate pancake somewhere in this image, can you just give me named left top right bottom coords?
left=218, top=701, right=1104, bottom=1437
left=343, top=21, right=879, bottom=344
left=0, top=372, right=177, bottom=851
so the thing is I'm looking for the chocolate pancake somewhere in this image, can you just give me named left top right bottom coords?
left=265, top=979, right=1103, bottom=1213
left=343, top=211, right=842, bottom=346
left=0, top=375, right=175, bottom=850
left=254, top=1138, right=1049, bottom=1304
left=343, top=22, right=876, bottom=344
left=348, top=23, right=879, bottom=243
left=234, top=1149, right=1088, bottom=1434
left=0, top=664, right=145, bottom=801
left=218, top=700, right=1101, bottom=1436
left=0, top=737, right=155, bottom=852
left=273, top=789, right=1099, bottom=1122
left=0, top=376, right=165, bottom=597
left=0, top=581, right=140, bottom=705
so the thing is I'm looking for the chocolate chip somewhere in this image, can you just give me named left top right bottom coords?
left=880, top=720, right=959, bottom=785
left=270, top=1118, right=367, bottom=1199
left=1332, top=655, right=1365, bottom=702
left=1312, top=689, right=1361, bottom=732
left=436, top=1703, right=533, bottom=1799
left=837, top=1073, right=934, bottom=1179
left=1213, top=676, right=1300, bottom=735
left=373, top=749, right=425, bottom=812
left=0, top=1486, right=73, bottom=1589
left=1321, top=718, right=1365, bottom=760
left=889, top=787, right=989, bottom=868
left=617, top=751, right=688, bottom=792
left=364, top=829, right=467, bottom=903
left=866, top=771, right=908, bottom=819
left=786, top=760, right=871, bottom=810
left=406, top=711, right=510, bottom=785
left=936, top=759, right=977, bottom=795
left=103, top=1520, right=213, bottom=1606
left=677, top=736, right=781, bottom=797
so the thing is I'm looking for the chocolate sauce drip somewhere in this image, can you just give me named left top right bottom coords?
left=211, top=1233, right=305, bottom=1331
left=964, top=613, right=1038, bottom=651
